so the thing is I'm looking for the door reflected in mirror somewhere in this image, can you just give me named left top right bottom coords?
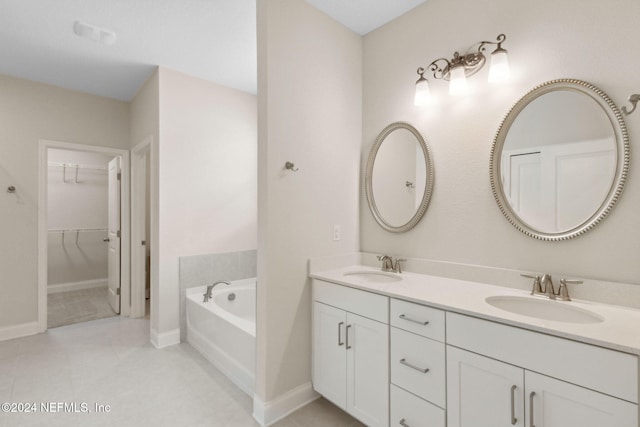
left=502, top=90, right=616, bottom=232
left=491, top=80, right=629, bottom=240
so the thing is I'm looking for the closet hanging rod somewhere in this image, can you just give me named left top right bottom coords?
left=47, top=162, right=107, bottom=171
left=48, top=228, right=107, bottom=233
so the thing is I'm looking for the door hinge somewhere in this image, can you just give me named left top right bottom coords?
left=116, top=288, right=121, bottom=296
left=141, top=240, right=147, bottom=246
left=117, top=172, right=121, bottom=180
left=117, top=230, right=121, bottom=238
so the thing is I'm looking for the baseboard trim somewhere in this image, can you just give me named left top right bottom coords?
left=0, top=321, right=40, bottom=342
left=150, top=327, right=180, bottom=349
left=48, top=279, right=107, bottom=294
left=253, top=382, right=320, bottom=426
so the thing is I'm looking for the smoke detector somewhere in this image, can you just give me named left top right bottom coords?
left=73, top=21, right=116, bottom=45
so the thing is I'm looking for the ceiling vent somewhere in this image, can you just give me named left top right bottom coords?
left=73, top=21, right=116, bottom=45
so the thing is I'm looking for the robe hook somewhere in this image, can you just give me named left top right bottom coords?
left=621, top=94, right=640, bottom=116
left=285, top=161, right=299, bottom=172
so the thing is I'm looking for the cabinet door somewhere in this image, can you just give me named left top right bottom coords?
left=525, top=371, right=637, bottom=427
left=447, top=346, right=525, bottom=427
left=347, top=312, right=389, bottom=427
left=313, top=302, right=347, bottom=409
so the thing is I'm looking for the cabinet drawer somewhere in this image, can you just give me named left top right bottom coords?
left=390, top=384, right=445, bottom=427
left=313, top=279, right=388, bottom=323
left=391, top=327, right=445, bottom=407
left=391, top=299, right=445, bottom=341
left=447, top=312, right=638, bottom=403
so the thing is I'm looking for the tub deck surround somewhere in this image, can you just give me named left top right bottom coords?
left=309, top=263, right=640, bottom=355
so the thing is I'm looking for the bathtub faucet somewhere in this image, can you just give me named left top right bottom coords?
left=203, top=281, right=231, bottom=302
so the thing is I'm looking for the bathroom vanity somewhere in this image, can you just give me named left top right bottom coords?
left=310, top=263, right=640, bottom=427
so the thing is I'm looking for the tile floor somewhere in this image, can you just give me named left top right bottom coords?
left=0, top=317, right=362, bottom=427
left=47, top=287, right=117, bottom=328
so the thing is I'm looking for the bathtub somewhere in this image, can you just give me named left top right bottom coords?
left=186, top=278, right=255, bottom=396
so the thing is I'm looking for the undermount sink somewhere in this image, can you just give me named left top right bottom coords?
left=485, top=295, right=604, bottom=324
left=343, top=270, right=402, bottom=283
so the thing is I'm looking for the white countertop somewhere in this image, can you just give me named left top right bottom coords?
left=310, top=265, right=640, bottom=356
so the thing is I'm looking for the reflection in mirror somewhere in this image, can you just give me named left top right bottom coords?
left=366, top=122, right=434, bottom=233
left=372, top=128, right=427, bottom=226
left=491, top=79, right=629, bottom=240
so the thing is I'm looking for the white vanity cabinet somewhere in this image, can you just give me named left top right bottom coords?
left=310, top=271, right=640, bottom=427
left=312, top=279, right=389, bottom=427
left=447, top=312, right=638, bottom=427
left=389, top=299, right=446, bottom=427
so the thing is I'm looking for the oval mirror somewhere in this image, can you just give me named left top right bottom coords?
left=490, top=79, right=629, bottom=240
left=365, top=122, right=434, bottom=233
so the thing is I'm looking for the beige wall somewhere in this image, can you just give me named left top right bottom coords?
left=256, top=0, right=362, bottom=406
left=0, top=74, right=129, bottom=329
left=130, top=69, right=159, bottom=149
left=361, top=0, right=640, bottom=285
left=156, top=67, right=257, bottom=340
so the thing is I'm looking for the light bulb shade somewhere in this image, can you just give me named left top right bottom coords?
left=414, top=77, right=431, bottom=106
left=448, top=66, right=468, bottom=96
left=488, top=48, right=510, bottom=83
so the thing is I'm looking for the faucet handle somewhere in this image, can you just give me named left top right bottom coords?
left=521, top=273, right=542, bottom=295
left=394, top=258, right=407, bottom=274
left=557, top=278, right=583, bottom=301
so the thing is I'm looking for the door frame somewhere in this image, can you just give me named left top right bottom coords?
left=37, top=139, right=131, bottom=332
left=130, top=136, right=156, bottom=318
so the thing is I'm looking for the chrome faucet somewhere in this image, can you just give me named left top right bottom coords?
left=377, top=255, right=407, bottom=274
left=521, top=273, right=582, bottom=301
left=203, top=281, right=230, bottom=302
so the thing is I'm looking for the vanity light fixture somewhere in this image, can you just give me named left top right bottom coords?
left=414, top=34, right=509, bottom=106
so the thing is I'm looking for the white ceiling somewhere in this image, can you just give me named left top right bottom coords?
left=0, top=0, right=425, bottom=102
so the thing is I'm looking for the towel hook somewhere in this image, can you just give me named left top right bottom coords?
left=6, top=186, right=16, bottom=193
left=285, top=161, right=299, bottom=172
left=621, top=94, right=640, bottom=116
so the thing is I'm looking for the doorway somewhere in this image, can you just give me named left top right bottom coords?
left=130, top=136, right=154, bottom=319
left=38, top=140, right=130, bottom=332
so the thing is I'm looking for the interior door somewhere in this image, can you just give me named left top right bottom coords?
left=107, top=157, right=121, bottom=314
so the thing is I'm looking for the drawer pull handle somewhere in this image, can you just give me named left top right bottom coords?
left=510, top=385, right=517, bottom=425
left=399, top=314, right=429, bottom=325
left=399, top=358, right=429, bottom=373
left=399, top=418, right=411, bottom=427
left=338, top=322, right=344, bottom=346
left=346, top=324, right=352, bottom=349
left=529, top=391, right=536, bottom=427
